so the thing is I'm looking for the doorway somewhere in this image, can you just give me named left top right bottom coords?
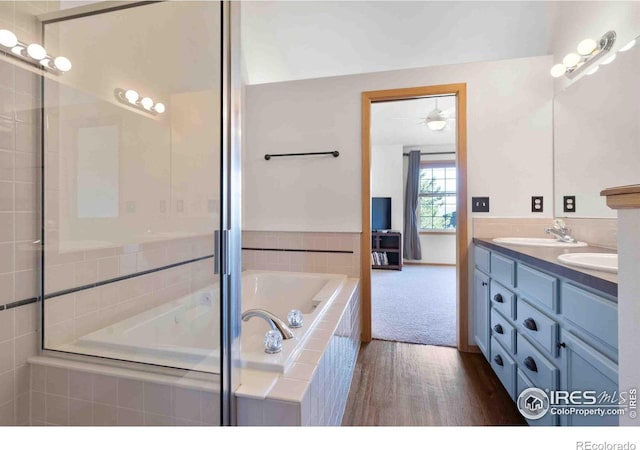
left=360, top=84, right=470, bottom=352
left=370, top=95, right=458, bottom=346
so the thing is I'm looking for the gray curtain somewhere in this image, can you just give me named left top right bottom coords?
left=403, top=150, right=422, bottom=260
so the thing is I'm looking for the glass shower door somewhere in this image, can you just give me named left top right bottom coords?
left=39, top=1, right=237, bottom=425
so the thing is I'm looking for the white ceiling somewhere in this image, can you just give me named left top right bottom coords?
left=371, top=96, right=457, bottom=147
left=241, top=1, right=552, bottom=85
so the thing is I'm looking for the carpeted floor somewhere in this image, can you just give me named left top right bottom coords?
left=372, top=265, right=457, bottom=347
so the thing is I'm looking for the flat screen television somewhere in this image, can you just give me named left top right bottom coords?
left=372, top=197, right=392, bottom=231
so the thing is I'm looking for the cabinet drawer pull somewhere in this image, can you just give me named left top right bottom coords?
left=493, top=324, right=504, bottom=334
left=557, top=342, right=566, bottom=349
left=493, top=355, right=504, bottom=367
left=481, top=281, right=488, bottom=286
left=493, top=293, right=504, bottom=303
left=523, top=356, right=538, bottom=373
left=523, top=318, right=538, bottom=331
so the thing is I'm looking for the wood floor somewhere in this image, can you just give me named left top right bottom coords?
left=342, top=340, right=527, bottom=426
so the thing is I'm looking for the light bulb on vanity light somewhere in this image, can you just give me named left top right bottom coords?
left=124, top=89, right=139, bottom=104
left=550, top=63, right=566, bottom=78
left=140, top=97, right=153, bottom=110
left=53, top=56, right=72, bottom=72
left=0, top=29, right=18, bottom=48
left=577, top=38, right=598, bottom=56
left=154, top=103, right=165, bottom=114
left=26, top=43, right=47, bottom=60
left=562, top=52, right=581, bottom=68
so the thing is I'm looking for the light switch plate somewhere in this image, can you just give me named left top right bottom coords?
left=472, top=197, right=490, bottom=212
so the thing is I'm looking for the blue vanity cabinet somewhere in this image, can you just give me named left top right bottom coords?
left=558, top=331, right=619, bottom=426
left=472, top=241, right=618, bottom=427
left=474, top=268, right=491, bottom=359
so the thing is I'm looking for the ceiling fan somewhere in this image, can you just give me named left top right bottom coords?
left=390, top=98, right=456, bottom=131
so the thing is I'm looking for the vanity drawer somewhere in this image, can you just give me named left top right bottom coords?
left=490, top=308, right=515, bottom=354
left=516, top=369, right=557, bottom=426
left=490, top=280, right=515, bottom=319
left=561, top=283, right=618, bottom=350
left=515, top=333, right=558, bottom=392
left=516, top=298, right=559, bottom=357
left=490, top=337, right=516, bottom=400
left=517, top=264, right=558, bottom=313
left=490, top=253, right=515, bottom=288
left=474, top=245, right=490, bottom=273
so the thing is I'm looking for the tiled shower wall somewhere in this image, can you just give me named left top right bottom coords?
left=0, top=0, right=59, bottom=427
left=242, top=231, right=361, bottom=278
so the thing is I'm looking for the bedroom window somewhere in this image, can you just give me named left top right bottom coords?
left=418, top=161, right=457, bottom=231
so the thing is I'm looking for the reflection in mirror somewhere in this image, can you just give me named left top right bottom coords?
left=76, top=125, right=119, bottom=219
left=554, top=35, right=640, bottom=218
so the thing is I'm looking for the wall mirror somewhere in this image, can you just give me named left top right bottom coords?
left=553, top=34, right=640, bottom=218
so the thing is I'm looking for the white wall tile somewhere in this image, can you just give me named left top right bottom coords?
left=116, top=407, right=144, bottom=426
left=45, top=366, right=68, bottom=397
left=117, top=378, right=143, bottom=410
left=92, top=374, right=118, bottom=406
left=69, top=398, right=93, bottom=426
left=143, top=382, right=174, bottom=416
left=45, top=393, right=69, bottom=425
left=262, top=399, right=300, bottom=426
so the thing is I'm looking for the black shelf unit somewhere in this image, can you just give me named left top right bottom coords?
left=371, top=231, right=402, bottom=270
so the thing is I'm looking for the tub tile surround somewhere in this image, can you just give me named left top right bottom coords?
left=25, top=278, right=360, bottom=426
left=27, top=357, right=220, bottom=426
left=242, top=231, right=361, bottom=278
left=44, top=256, right=216, bottom=349
left=473, top=217, right=617, bottom=249
left=236, top=279, right=361, bottom=426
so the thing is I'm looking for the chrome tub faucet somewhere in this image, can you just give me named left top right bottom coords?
left=241, top=309, right=295, bottom=339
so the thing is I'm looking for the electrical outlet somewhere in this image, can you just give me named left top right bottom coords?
left=531, top=196, right=543, bottom=213
left=563, top=196, right=576, bottom=213
left=472, top=197, right=490, bottom=212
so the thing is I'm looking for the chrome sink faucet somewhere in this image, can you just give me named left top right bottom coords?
left=241, top=309, right=295, bottom=339
left=545, top=219, right=577, bottom=243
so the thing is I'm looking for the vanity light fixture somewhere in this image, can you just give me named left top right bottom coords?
left=550, top=30, right=616, bottom=79
left=425, top=98, right=447, bottom=131
left=0, top=28, right=72, bottom=74
left=114, top=88, right=165, bottom=115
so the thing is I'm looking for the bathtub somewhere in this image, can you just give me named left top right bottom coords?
left=58, top=270, right=347, bottom=374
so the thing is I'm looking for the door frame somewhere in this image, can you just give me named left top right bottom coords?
left=360, top=83, right=471, bottom=352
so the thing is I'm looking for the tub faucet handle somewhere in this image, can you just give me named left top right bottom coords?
left=287, top=309, right=303, bottom=328
left=264, top=330, right=283, bottom=354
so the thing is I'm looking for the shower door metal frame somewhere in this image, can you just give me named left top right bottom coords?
left=38, top=0, right=240, bottom=426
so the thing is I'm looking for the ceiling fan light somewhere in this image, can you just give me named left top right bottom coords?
left=426, top=107, right=447, bottom=131
left=426, top=120, right=447, bottom=131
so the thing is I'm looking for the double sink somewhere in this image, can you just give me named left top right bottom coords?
left=492, top=237, right=617, bottom=273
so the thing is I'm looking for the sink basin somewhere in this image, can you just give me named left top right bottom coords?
left=492, top=237, right=588, bottom=248
left=557, top=253, right=618, bottom=273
